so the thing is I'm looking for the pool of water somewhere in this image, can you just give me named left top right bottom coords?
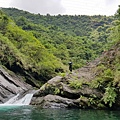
left=0, top=106, right=120, bottom=120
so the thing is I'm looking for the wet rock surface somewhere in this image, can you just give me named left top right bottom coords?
left=0, top=66, right=32, bottom=103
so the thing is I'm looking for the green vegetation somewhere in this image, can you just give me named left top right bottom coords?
left=102, top=86, right=117, bottom=107
left=54, top=88, right=60, bottom=95
left=89, top=6, right=120, bottom=107
left=2, top=8, right=117, bottom=69
left=0, top=10, right=64, bottom=85
left=0, top=6, right=120, bottom=109
left=69, top=79, right=85, bottom=89
left=90, top=42, right=120, bottom=107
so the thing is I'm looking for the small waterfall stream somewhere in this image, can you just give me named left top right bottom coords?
left=4, top=94, right=20, bottom=105
left=14, top=94, right=33, bottom=105
left=0, top=91, right=34, bottom=106
left=4, top=93, right=34, bottom=105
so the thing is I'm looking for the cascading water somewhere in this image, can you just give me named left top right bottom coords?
left=3, top=93, right=34, bottom=105
left=4, top=93, right=20, bottom=105
left=0, top=92, right=34, bottom=106
left=13, top=94, right=33, bottom=105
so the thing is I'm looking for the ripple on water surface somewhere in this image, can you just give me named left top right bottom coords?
left=0, top=106, right=120, bottom=120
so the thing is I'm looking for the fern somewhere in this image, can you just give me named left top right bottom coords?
left=69, top=79, right=83, bottom=89
left=102, top=86, right=116, bottom=107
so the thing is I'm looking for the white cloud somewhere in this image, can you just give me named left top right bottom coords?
left=0, top=0, right=12, bottom=7
left=0, top=0, right=119, bottom=15
left=61, top=0, right=119, bottom=15
left=10, top=0, right=65, bottom=15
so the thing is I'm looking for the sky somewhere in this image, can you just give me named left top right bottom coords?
left=0, top=0, right=119, bottom=16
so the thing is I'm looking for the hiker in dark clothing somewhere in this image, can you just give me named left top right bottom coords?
left=68, top=62, right=72, bottom=72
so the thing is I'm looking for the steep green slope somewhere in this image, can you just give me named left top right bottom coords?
left=65, top=8, right=120, bottom=108
left=2, top=8, right=116, bottom=69
left=0, top=10, right=64, bottom=86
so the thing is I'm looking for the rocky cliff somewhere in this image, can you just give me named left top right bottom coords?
left=0, top=66, right=32, bottom=103
left=31, top=42, right=120, bottom=109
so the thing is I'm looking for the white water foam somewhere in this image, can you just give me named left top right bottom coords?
left=0, top=93, right=33, bottom=106
left=13, top=94, right=33, bottom=105
left=4, top=94, right=20, bottom=105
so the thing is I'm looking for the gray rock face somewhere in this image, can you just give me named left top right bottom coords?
left=31, top=94, right=77, bottom=108
left=0, top=66, right=32, bottom=103
left=31, top=75, right=104, bottom=109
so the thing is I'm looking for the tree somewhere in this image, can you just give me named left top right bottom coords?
left=0, top=11, right=9, bottom=33
left=116, top=5, right=120, bottom=20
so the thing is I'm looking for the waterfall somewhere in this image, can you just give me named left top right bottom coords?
left=4, top=94, right=20, bottom=105
left=12, top=94, right=33, bottom=105
left=3, top=93, right=33, bottom=106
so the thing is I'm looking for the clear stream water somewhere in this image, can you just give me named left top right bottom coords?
left=0, top=106, right=120, bottom=120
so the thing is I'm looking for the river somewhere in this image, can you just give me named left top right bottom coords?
left=0, top=106, right=120, bottom=120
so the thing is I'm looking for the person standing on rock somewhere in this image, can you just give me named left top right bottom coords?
left=68, top=61, right=72, bottom=72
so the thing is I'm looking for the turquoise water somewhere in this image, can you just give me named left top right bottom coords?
left=0, top=106, right=120, bottom=120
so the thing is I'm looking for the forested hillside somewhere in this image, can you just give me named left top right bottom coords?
left=0, top=7, right=119, bottom=86
left=0, top=10, right=64, bottom=86
left=2, top=8, right=117, bottom=68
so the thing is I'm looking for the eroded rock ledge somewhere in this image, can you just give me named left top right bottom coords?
left=0, top=66, right=32, bottom=103
left=31, top=76, right=105, bottom=109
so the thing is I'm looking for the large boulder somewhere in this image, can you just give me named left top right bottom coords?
left=31, top=75, right=104, bottom=109
left=0, top=66, right=32, bottom=103
left=31, top=94, right=78, bottom=108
